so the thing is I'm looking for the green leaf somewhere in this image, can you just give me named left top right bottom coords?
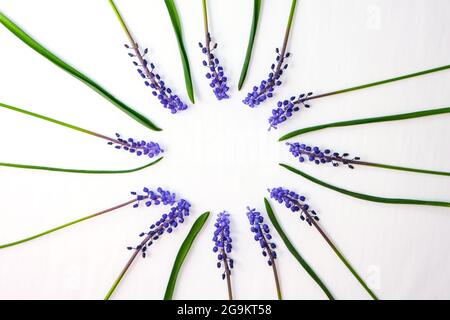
left=164, top=212, right=210, bottom=300
left=264, top=198, right=335, bottom=300
left=164, top=0, right=195, bottom=103
left=0, top=10, right=161, bottom=131
left=238, top=0, right=261, bottom=90
left=280, top=164, right=450, bottom=208
left=0, top=157, right=163, bottom=174
left=279, top=107, right=450, bottom=141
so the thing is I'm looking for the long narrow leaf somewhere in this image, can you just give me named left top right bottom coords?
left=238, top=0, right=261, bottom=90
left=279, top=107, right=450, bottom=141
left=164, top=212, right=210, bottom=300
left=0, top=11, right=161, bottom=131
left=0, top=157, right=162, bottom=174
left=164, top=0, right=195, bottom=103
left=280, top=164, right=450, bottom=208
left=264, top=198, right=335, bottom=300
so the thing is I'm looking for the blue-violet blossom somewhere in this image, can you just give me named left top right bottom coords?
left=246, top=207, right=277, bottom=266
left=107, top=133, right=163, bottom=159
left=125, top=43, right=188, bottom=113
left=213, top=211, right=234, bottom=280
left=199, top=35, right=230, bottom=100
left=242, top=48, right=290, bottom=108
left=268, top=92, right=313, bottom=130
left=127, top=187, right=191, bottom=258
left=287, top=142, right=359, bottom=169
left=268, top=187, right=319, bottom=226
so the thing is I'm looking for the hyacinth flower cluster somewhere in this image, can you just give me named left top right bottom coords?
left=246, top=207, right=278, bottom=265
left=199, top=0, right=229, bottom=101
left=268, top=187, right=319, bottom=226
left=212, top=211, right=234, bottom=299
left=107, top=133, right=163, bottom=159
left=109, top=0, right=188, bottom=114
left=124, top=44, right=188, bottom=113
left=286, top=142, right=359, bottom=169
left=268, top=92, right=313, bottom=130
left=198, top=39, right=230, bottom=100
left=246, top=207, right=281, bottom=299
left=126, top=187, right=191, bottom=258
left=242, top=0, right=298, bottom=108
left=242, top=48, right=290, bottom=108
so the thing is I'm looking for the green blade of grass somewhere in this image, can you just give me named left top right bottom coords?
left=164, top=0, right=195, bottom=103
left=0, top=157, right=162, bottom=174
left=0, top=10, right=161, bottom=131
left=238, top=0, right=261, bottom=90
left=280, top=164, right=450, bottom=208
left=264, top=198, right=335, bottom=300
left=164, top=212, right=210, bottom=300
left=279, top=107, right=450, bottom=141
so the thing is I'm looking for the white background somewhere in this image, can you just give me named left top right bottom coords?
left=0, top=0, right=449, bottom=300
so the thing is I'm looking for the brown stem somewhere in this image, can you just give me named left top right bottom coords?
left=221, top=250, right=233, bottom=300
left=105, top=223, right=164, bottom=300
left=257, top=225, right=282, bottom=300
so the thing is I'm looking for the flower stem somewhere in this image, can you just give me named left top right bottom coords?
left=284, top=0, right=298, bottom=52
left=355, top=160, right=450, bottom=177
left=285, top=146, right=450, bottom=177
left=109, top=0, right=171, bottom=98
left=279, top=107, right=450, bottom=141
left=277, top=0, right=297, bottom=78
left=222, top=250, right=233, bottom=300
left=104, top=233, right=153, bottom=300
left=0, top=102, right=124, bottom=144
left=0, top=198, right=139, bottom=249
left=302, top=209, right=378, bottom=300
left=258, top=224, right=282, bottom=300
left=108, top=0, right=134, bottom=44
left=0, top=157, right=163, bottom=174
left=270, top=256, right=282, bottom=300
left=301, top=64, right=450, bottom=102
left=202, top=0, right=209, bottom=36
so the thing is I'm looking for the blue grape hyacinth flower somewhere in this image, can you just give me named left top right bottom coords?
left=107, top=133, right=163, bottom=159
left=125, top=43, right=188, bottom=114
left=199, top=36, right=230, bottom=101
left=212, top=211, right=234, bottom=280
left=268, top=92, right=313, bottom=130
left=246, top=207, right=277, bottom=266
left=242, top=49, right=290, bottom=108
left=127, top=189, right=191, bottom=258
left=268, top=187, right=319, bottom=226
left=286, top=142, right=359, bottom=169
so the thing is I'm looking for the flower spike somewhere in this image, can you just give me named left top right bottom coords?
left=212, top=211, right=234, bottom=299
left=286, top=142, right=358, bottom=169
left=199, top=0, right=230, bottom=100
left=243, top=0, right=298, bottom=108
left=109, top=0, right=188, bottom=113
left=246, top=207, right=282, bottom=299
